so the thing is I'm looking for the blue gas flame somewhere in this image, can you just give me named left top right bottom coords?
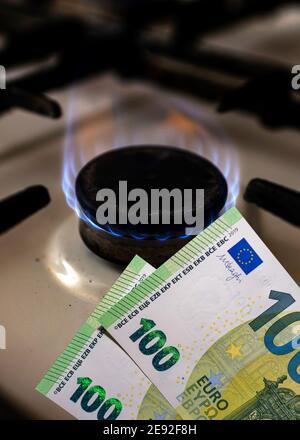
left=62, top=83, right=240, bottom=240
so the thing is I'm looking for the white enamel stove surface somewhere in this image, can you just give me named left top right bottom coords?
left=0, top=7, right=300, bottom=419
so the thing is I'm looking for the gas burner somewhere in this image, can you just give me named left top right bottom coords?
left=75, top=145, right=228, bottom=266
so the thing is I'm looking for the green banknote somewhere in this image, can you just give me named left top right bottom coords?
left=99, top=207, right=300, bottom=420
left=36, top=256, right=179, bottom=420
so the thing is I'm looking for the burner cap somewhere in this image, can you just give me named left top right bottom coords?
left=76, top=145, right=228, bottom=265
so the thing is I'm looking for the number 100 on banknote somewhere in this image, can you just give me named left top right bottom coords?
left=99, top=207, right=300, bottom=420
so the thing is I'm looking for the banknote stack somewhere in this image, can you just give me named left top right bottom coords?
left=37, top=207, right=300, bottom=420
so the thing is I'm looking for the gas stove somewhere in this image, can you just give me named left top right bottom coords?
left=0, top=2, right=300, bottom=420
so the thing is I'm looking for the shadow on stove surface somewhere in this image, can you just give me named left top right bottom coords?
left=0, top=397, right=25, bottom=420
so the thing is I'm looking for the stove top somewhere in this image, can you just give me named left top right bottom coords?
left=0, top=4, right=300, bottom=420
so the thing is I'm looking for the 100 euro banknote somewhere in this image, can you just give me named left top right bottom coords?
left=36, top=255, right=178, bottom=420
left=98, top=207, right=300, bottom=420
